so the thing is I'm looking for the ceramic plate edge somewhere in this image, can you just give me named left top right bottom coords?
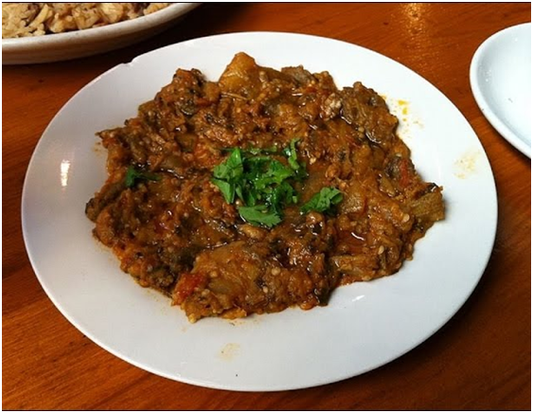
left=469, top=23, right=531, bottom=157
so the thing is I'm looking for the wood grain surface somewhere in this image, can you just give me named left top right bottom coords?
left=2, top=3, right=531, bottom=410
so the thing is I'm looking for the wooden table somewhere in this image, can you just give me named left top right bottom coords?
left=3, top=3, right=531, bottom=410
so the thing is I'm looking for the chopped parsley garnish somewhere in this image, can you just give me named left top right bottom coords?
left=125, top=166, right=160, bottom=188
left=237, top=205, right=282, bottom=227
left=212, top=140, right=342, bottom=227
left=283, top=138, right=305, bottom=176
left=300, top=187, right=343, bottom=215
left=212, top=148, right=243, bottom=203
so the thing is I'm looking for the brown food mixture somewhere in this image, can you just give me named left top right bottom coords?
left=86, top=53, right=445, bottom=322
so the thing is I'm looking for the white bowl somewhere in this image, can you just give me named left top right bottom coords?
left=470, top=23, right=531, bottom=157
left=2, top=3, right=200, bottom=65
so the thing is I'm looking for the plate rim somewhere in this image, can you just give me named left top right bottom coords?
left=469, top=22, right=531, bottom=158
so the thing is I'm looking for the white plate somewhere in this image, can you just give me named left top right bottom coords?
left=22, top=32, right=497, bottom=391
left=2, top=3, right=199, bottom=65
left=470, top=23, right=531, bottom=157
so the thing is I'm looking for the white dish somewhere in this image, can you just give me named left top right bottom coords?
left=22, top=32, right=498, bottom=391
left=470, top=23, right=531, bottom=157
left=2, top=3, right=199, bottom=65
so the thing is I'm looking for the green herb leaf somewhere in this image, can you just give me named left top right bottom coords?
left=212, top=148, right=245, bottom=203
left=237, top=205, right=282, bottom=228
left=283, top=139, right=300, bottom=170
left=266, top=181, right=298, bottom=214
left=283, top=139, right=307, bottom=180
left=300, top=187, right=343, bottom=215
left=253, top=160, right=293, bottom=190
left=125, top=166, right=161, bottom=188
left=213, top=141, right=307, bottom=227
left=211, top=178, right=235, bottom=203
left=213, top=148, right=243, bottom=181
